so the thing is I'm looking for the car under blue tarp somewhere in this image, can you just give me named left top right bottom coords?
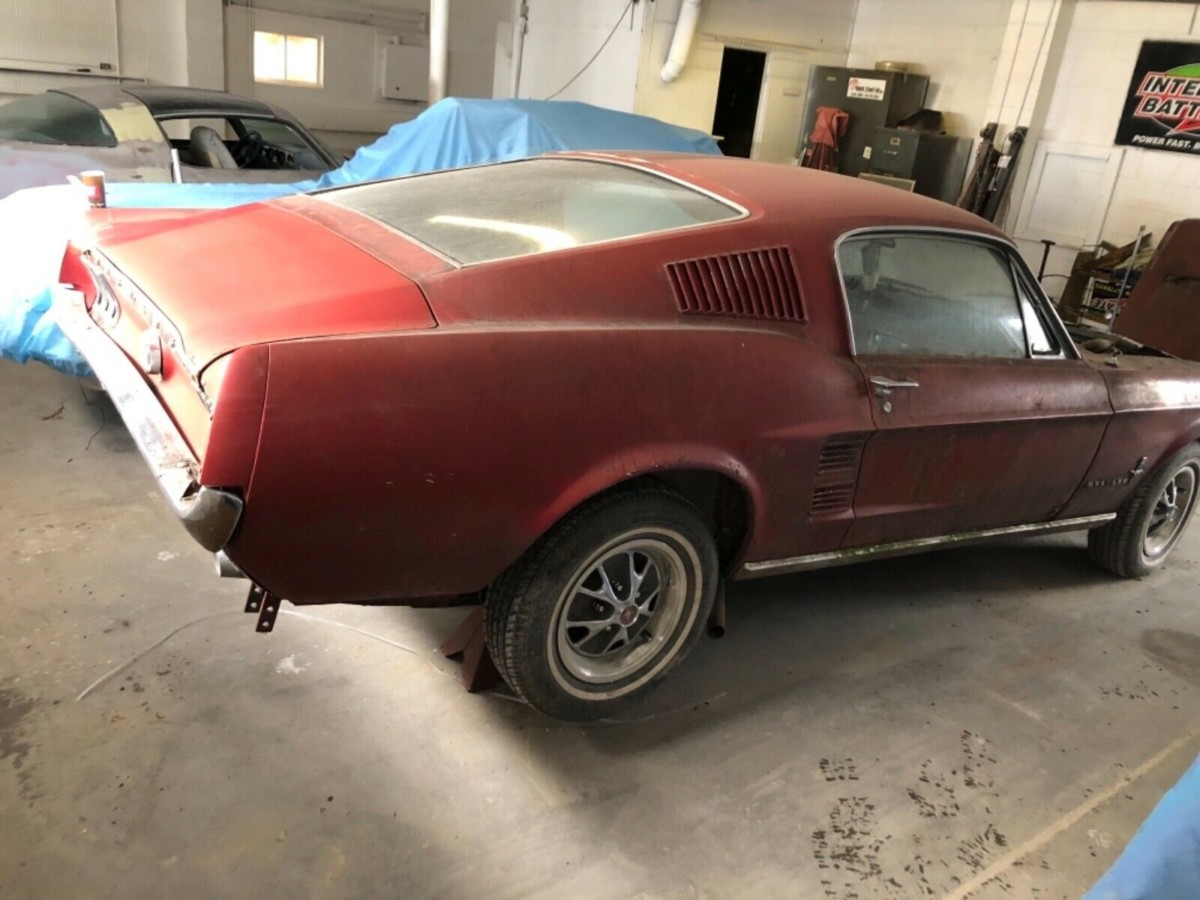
left=105, top=97, right=722, bottom=209
left=1, top=98, right=721, bottom=374
left=1087, top=752, right=1200, bottom=900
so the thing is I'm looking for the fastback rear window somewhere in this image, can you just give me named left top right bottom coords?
left=317, top=158, right=742, bottom=265
left=0, top=92, right=117, bottom=147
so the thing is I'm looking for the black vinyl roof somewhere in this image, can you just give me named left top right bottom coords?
left=119, top=85, right=275, bottom=118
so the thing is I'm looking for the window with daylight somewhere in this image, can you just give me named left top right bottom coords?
left=253, top=31, right=323, bottom=86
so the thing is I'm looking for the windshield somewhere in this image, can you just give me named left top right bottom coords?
left=0, top=92, right=117, bottom=147
left=317, top=158, right=742, bottom=265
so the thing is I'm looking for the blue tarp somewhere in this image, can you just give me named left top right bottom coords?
left=3, top=98, right=721, bottom=373
left=1087, top=753, right=1200, bottom=899
left=0, top=186, right=93, bottom=375
left=105, top=97, right=721, bottom=210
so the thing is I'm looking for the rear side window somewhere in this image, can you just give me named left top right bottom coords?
left=318, top=158, right=743, bottom=265
left=0, top=92, right=116, bottom=147
left=838, top=234, right=1028, bottom=358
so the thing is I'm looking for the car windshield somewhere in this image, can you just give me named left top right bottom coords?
left=0, top=92, right=117, bottom=147
left=317, top=158, right=742, bottom=265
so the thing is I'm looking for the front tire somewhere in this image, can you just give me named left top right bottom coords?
left=1088, top=444, right=1200, bottom=577
left=485, top=488, right=718, bottom=721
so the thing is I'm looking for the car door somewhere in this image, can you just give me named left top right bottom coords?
left=837, top=230, right=1112, bottom=547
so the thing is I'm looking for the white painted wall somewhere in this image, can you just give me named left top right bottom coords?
left=0, top=0, right=223, bottom=103
left=634, top=0, right=858, bottom=163
left=499, top=0, right=647, bottom=108
left=226, top=1, right=507, bottom=156
left=497, top=0, right=856, bottom=163
left=1040, top=2, right=1200, bottom=246
left=847, top=0, right=1014, bottom=140
left=999, top=1, right=1200, bottom=287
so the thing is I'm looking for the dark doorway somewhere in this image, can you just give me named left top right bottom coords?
left=711, top=47, right=766, bottom=158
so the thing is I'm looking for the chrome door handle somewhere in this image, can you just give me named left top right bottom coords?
left=869, top=376, right=920, bottom=397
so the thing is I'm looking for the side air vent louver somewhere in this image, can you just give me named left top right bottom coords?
left=810, top=484, right=855, bottom=515
left=816, top=435, right=869, bottom=476
left=809, top=433, right=869, bottom=518
left=666, top=247, right=804, bottom=322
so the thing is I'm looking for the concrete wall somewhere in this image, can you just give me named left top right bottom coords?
left=847, top=0, right=1014, bottom=140
left=226, top=1, right=507, bottom=156
left=634, top=0, right=858, bottom=163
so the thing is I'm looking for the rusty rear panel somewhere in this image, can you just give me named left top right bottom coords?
left=72, top=249, right=214, bottom=456
left=227, top=321, right=871, bottom=604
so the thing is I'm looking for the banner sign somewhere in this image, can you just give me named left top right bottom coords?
left=1116, top=40, right=1200, bottom=155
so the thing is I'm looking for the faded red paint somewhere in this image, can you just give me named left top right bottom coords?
left=61, top=153, right=1200, bottom=607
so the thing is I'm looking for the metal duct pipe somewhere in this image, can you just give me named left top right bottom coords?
left=510, top=1, right=528, bottom=98
left=429, top=0, right=450, bottom=103
left=660, top=0, right=702, bottom=83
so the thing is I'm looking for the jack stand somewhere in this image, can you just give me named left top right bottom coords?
left=439, top=606, right=502, bottom=693
left=245, top=584, right=281, bottom=633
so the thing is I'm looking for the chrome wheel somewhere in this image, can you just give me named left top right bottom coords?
left=1143, top=464, right=1198, bottom=560
left=554, top=537, right=688, bottom=685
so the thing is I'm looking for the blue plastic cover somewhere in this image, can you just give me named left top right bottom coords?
left=0, top=185, right=92, bottom=376
left=1087, top=753, right=1200, bottom=899
left=315, top=97, right=722, bottom=188
left=106, top=98, right=721, bottom=210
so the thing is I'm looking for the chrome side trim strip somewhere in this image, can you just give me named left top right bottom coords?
left=736, top=514, right=1117, bottom=579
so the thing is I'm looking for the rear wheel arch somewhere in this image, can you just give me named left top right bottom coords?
left=530, top=463, right=759, bottom=577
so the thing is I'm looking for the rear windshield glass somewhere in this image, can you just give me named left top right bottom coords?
left=0, top=92, right=117, bottom=147
left=317, top=158, right=742, bottom=265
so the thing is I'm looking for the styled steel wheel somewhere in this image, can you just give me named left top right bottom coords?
left=485, top=488, right=718, bottom=721
left=1089, top=445, right=1200, bottom=578
left=1142, top=465, right=1198, bottom=562
left=551, top=534, right=692, bottom=693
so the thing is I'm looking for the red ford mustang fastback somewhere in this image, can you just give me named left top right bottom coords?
left=56, top=153, right=1200, bottom=719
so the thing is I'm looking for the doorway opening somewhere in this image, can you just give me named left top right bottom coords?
left=711, top=47, right=766, bottom=158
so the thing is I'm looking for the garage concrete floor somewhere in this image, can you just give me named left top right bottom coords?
left=3, top=360, right=1200, bottom=900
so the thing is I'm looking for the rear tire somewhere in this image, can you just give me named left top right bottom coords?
left=1088, top=444, right=1200, bottom=577
left=485, top=488, right=718, bottom=721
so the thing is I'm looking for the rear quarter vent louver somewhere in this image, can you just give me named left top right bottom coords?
left=666, top=247, right=805, bottom=322
left=810, top=434, right=869, bottom=518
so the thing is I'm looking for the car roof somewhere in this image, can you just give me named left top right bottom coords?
left=561, top=151, right=1007, bottom=246
left=56, top=84, right=279, bottom=119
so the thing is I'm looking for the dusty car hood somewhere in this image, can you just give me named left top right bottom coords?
left=83, top=202, right=437, bottom=369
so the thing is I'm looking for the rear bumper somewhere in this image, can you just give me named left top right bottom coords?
left=53, top=287, right=243, bottom=552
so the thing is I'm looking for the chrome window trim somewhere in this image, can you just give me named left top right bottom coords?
left=736, top=513, right=1117, bottom=579
left=1009, top=248, right=1077, bottom=360
left=832, top=225, right=1081, bottom=362
left=311, top=155, right=751, bottom=270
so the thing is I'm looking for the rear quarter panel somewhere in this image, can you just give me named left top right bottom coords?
left=226, top=225, right=870, bottom=604
left=229, top=326, right=868, bottom=604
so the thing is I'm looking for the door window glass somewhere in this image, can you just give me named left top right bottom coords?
left=839, top=234, right=1028, bottom=358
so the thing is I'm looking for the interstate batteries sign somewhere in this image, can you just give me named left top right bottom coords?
left=1116, top=40, right=1200, bottom=155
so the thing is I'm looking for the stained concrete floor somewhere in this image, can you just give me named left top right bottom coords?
left=3, top=359, right=1200, bottom=899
